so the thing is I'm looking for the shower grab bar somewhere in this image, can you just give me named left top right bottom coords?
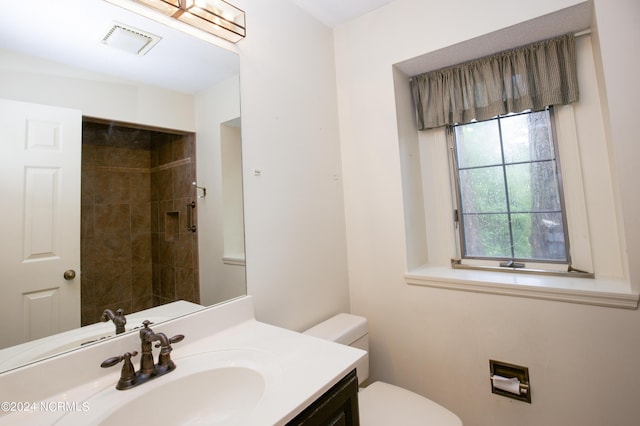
left=187, top=201, right=196, bottom=233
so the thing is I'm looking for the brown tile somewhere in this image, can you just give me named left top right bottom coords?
left=131, top=202, right=151, bottom=235
left=159, top=265, right=175, bottom=300
left=173, top=163, right=193, bottom=199
left=192, top=272, right=200, bottom=304
left=157, top=138, right=174, bottom=166
left=175, top=268, right=195, bottom=302
left=94, top=262, right=131, bottom=307
left=81, top=239, right=96, bottom=274
left=157, top=238, right=174, bottom=265
left=130, top=172, right=151, bottom=202
left=181, top=134, right=195, bottom=160
left=81, top=203, right=94, bottom=239
left=172, top=137, right=186, bottom=161
left=155, top=169, right=173, bottom=201
left=150, top=201, right=159, bottom=233
left=132, top=262, right=152, bottom=300
left=81, top=271, right=96, bottom=307
left=131, top=233, right=151, bottom=266
left=95, top=171, right=130, bottom=204
left=153, top=295, right=171, bottom=307
left=128, top=147, right=151, bottom=169
left=81, top=168, right=95, bottom=205
left=81, top=143, right=97, bottom=167
left=152, top=264, right=161, bottom=296
left=92, top=145, right=111, bottom=167
left=150, top=144, right=159, bottom=168
left=94, top=234, right=130, bottom=263
left=131, top=296, right=154, bottom=315
left=95, top=203, right=131, bottom=236
left=103, top=146, right=132, bottom=168
left=158, top=200, right=174, bottom=231
left=173, top=237, right=193, bottom=269
left=81, top=305, right=95, bottom=327
left=151, top=232, right=159, bottom=263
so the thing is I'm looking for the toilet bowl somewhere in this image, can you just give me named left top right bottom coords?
left=304, top=313, right=462, bottom=426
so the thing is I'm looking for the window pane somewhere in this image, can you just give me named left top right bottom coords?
left=501, top=111, right=554, bottom=163
left=455, top=120, right=501, bottom=168
left=511, top=213, right=567, bottom=261
left=459, top=166, right=506, bottom=213
left=452, top=108, right=569, bottom=265
left=506, top=162, right=561, bottom=212
left=462, top=214, right=512, bottom=258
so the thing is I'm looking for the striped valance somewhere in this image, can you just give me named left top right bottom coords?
left=410, top=34, right=579, bottom=130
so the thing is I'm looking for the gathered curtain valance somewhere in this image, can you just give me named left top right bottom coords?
left=410, top=34, right=579, bottom=130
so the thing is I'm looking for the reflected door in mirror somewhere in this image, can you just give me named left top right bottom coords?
left=0, top=99, right=82, bottom=349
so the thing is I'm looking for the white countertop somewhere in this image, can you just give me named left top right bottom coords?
left=0, top=296, right=365, bottom=425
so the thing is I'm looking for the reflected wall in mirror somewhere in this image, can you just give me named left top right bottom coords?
left=0, top=0, right=246, bottom=373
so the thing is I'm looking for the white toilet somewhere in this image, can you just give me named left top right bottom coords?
left=304, top=313, right=462, bottom=426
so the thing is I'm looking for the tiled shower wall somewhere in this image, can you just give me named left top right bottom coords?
left=151, top=128, right=200, bottom=307
left=81, top=122, right=199, bottom=326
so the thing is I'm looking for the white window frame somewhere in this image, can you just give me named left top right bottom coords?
left=448, top=108, right=576, bottom=273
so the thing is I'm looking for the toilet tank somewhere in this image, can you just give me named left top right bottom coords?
left=303, top=313, right=369, bottom=384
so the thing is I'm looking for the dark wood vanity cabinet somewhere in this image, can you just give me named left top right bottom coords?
left=287, top=369, right=359, bottom=426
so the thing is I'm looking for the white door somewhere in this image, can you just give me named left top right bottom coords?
left=0, top=99, right=82, bottom=349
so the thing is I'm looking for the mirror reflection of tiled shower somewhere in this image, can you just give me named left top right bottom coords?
left=80, top=121, right=199, bottom=326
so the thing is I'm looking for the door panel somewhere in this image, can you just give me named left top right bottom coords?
left=0, top=99, right=82, bottom=349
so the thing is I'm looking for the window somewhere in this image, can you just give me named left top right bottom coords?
left=449, top=108, right=570, bottom=269
left=400, top=34, right=635, bottom=308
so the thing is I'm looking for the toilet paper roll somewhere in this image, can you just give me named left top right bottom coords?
left=491, top=375, right=521, bottom=395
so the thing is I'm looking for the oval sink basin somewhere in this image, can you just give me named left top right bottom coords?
left=104, top=366, right=264, bottom=425
left=56, top=349, right=283, bottom=426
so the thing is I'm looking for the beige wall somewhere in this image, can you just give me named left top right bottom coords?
left=333, top=0, right=640, bottom=425
left=0, top=49, right=195, bottom=131
left=235, top=0, right=352, bottom=330
left=196, top=75, right=247, bottom=306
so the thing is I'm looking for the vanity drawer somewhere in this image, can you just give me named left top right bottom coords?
left=287, top=369, right=359, bottom=426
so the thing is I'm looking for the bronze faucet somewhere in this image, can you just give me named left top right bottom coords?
left=101, top=320, right=184, bottom=390
left=101, top=308, right=127, bottom=335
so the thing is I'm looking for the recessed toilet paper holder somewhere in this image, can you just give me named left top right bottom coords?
left=489, top=360, right=531, bottom=403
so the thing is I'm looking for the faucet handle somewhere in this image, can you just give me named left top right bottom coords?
left=101, top=351, right=139, bottom=390
left=100, top=351, right=139, bottom=368
left=154, top=334, right=185, bottom=348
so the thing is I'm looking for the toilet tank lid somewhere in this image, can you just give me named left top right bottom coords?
left=303, top=313, right=368, bottom=345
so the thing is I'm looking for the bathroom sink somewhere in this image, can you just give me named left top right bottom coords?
left=55, top=349, right=283, bottom=426
left=103, top=366, right=264, bottom=425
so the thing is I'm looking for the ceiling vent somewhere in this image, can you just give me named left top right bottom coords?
left=101, top=22, right=161, bottom=56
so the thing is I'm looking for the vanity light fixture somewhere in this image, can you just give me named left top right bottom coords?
left=131, top=0, right=245, bottom=43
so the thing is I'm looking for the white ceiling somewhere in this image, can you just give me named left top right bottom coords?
left=288, top=0, right=396, bottom=27
left=0, top=0, right=239, bottom=94
left=0, top=1, right=390, bottom=94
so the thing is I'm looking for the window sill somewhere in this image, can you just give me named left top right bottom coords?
left=222, top=256, right=246, bottom=266
left=405, top=265, right=639, bottom=309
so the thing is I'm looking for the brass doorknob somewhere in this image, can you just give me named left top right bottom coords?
left=63, top=269, right=76, bottom=280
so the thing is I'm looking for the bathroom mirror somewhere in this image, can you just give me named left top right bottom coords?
left=0, top=0, right=245, bottom=373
